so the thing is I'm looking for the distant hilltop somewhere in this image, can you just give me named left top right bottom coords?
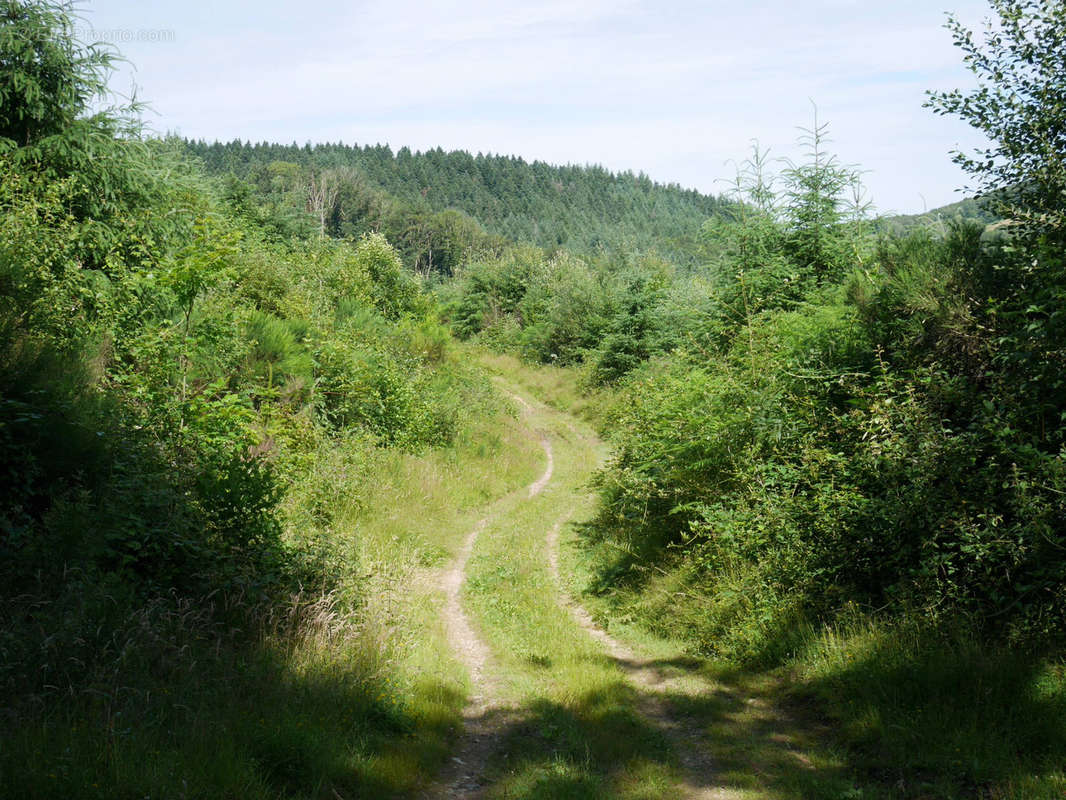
left=877, top=196, right=1000, bottom=236
left=183, top=139, right=731, bottom=267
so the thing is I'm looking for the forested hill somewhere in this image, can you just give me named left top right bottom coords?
left=877, top=195, right=1000, bottom=236
left=183, top=139, right=729, bottom=267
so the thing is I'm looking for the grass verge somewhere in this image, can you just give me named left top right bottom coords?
left=573, top=542, right=1066, bottom=799
left=0, top=399, right=543, bottom=799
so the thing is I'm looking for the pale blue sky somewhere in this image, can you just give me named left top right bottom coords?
left=83, top=0, right=993, bottom=214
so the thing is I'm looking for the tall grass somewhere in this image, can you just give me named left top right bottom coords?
left=793, top=616, right=1066, bottom=798
left=1, top=587, right=398, bottom=799
left=0, top=393, right=544, bottom=798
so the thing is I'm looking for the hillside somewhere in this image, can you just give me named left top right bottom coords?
left=877, top=195, right=1000, bottom=235
left=183, top=139, right=729, bottom=269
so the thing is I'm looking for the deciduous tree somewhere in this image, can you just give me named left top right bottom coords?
left=926, top=0, right=1066, bottom=239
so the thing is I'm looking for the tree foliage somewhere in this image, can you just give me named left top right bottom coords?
left=927, top=0, right=1066, bottom=238
left=572, top=68, right=1066, bottom=664
left=1, top=1, right=488, bottom=607
left=184, top=138, right=730, bottom=268
left=0, top=0, right=117, bottom=147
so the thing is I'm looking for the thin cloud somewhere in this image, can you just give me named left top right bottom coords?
left=90, top=0, right=992, bottom=212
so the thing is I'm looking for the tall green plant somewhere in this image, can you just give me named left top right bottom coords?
left=781, top=108, right=870, bottom=279
left=927, top=0, right=1066, bottom=449
left=1, top=4, right=203, bottom=280
left=0, top=0, right=119, bottom=148
left=927, top=0, right=1066, bottom=239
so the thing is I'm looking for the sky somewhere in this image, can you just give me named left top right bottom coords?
left=82, top=0, right=995, bottom=215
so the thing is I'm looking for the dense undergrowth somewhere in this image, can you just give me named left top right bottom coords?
left=0, top=2, right=526, bottom=796
left=442, top=4, right=1066, bottom=793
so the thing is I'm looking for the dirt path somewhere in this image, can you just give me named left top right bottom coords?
left=427, top=513, right=506, bottom=799
left=545, top=515, right=745, bottom=800
left=439, top=386, right=731, bottom=798
left=422, top=395, right=554, bottom=800
left=425, top=384, right=812, bottom=799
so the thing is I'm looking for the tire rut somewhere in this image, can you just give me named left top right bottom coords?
left=422, top=394, right=553, bottom=799
left=427, top=382, right=823, bottom=799
left=546, top=516, right=746, bottom=800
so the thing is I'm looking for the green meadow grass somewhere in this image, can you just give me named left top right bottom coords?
left=459, top=383, right=686, bottom=799
left=476, top=350, right=606, bottom=426
left=0, top=406, right=543, bottom=799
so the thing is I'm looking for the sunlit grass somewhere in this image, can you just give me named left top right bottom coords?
left=793, top=617, right=1066, bottom=798
left=574, top=532, right=1066, bottom=799
left=476, top=349, right=607, bottom=426
left=459, top=377, right=686, bottom=798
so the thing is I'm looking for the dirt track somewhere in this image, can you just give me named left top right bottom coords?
left=424, top=386, right=793, bottom=799
left=423, top=393, right=554, bottom=799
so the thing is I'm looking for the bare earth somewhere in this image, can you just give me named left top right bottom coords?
left=424, top=387, right=805, bottom=799
left=422, top=393, right=553, bottom=799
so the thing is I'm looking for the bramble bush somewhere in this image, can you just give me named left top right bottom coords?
left=0, top=7, right=501, bottom=747
left=585, top=138, right=1066, bottom=663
